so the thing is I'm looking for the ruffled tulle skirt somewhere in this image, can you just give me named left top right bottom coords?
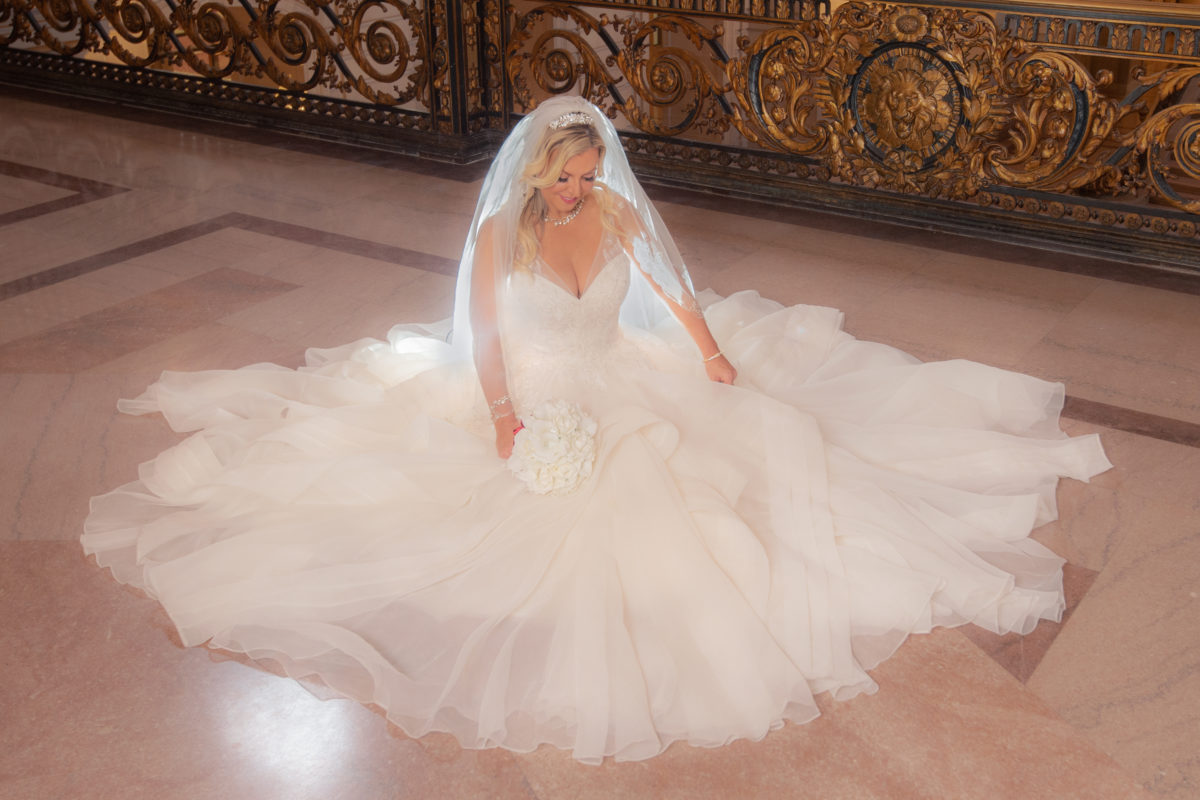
left=83, top=290, right=1110, bottom=763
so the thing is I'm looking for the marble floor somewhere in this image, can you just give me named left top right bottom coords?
left=2, top=85, right=1198, bottom=800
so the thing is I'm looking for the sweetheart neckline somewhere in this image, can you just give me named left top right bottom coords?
left=534, top=236, right=623, bottom=301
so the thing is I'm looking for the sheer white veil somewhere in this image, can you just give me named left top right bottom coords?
left=449, top=95, right=700, bottom=359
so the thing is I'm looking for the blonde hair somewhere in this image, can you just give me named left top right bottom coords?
left=515, top=123, right=620, bottom=270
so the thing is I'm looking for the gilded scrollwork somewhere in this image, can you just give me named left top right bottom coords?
left=731, top=5, right=999, bottom=197
left=97, top=0, right=173, bottom=67
left=1129, top=68, right=1200, bottom=215
left=506, top=3, right=613, bottom=110
left=506, top=4, right=730, bottom=138
left=254, top=1, right=339, bottom=93
left=500, top=0, right=1200, bottom=225
left=344, top=0, right=426, bottom=104
left=980, top=48, right=1118, bottom=194
left=0, top=0, right=431, bottom=107
left=428, top=0, right=454, bottom=128
left=26, top=0, right=100, bottom=54
left=727, top=22, right=829, bottom=155
left=172, top=0, right=251, bottom=79
left=460, top=0, right=484, bottom=127
left=608, top=14, right=731, bottom=137
left=0, top=1, right=17, bottom=47
left=480, top=0, right=505, bottom=117
left=3, top=0, right=1200, bottom=251
left=721, top=1, right=1200, bottom=216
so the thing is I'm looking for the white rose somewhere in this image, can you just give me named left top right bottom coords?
left=508, top=400, right=598, bottom=495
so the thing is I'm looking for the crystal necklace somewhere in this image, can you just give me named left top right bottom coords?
left=545, top=199, right=584, bottom=227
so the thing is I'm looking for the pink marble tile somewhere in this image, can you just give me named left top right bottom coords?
left=0, top=541, right=540, bottom=800
left=0, top=188, right=219, bottom=283
left=653, top=200, right=809, bottom=252
left=844, top=631, right=1149, bottom=799
left=0, top=280, right=120, bottom=345
left=1027, top=491, right=1200, bottom=799
left=516, top=630, right=1148, bottom=799
left=261, top=246, right=439, bottom=301
left=1069, top=424, right=1200, bottom=501
left=919, top=250, right=1102, bottom=309
left=712, top=241, right=915, bottom=312
left=220, top=273, right=455, bottom=348
left=1033, top=477, right=1124, bottom=573
left=0, top=173, right=74, bottom=214
left=653, top=228, right=757, bottom=289
left=960, top=563, right=1099, bottom=682
left=0, top=268, right=298, bottom=373
left=1023, top=281, right=1200, bottom=424
left=845, top=265, right=1092, bottom=368
left=2, top=325, right=307, bottom=545
left=71, top=259, right=197, bottom=300
left=136, top=228, right=286, bottom=280
left=329, top=185, right=475, bottom=258
left=1036, top=422, right=1200, bottom=574
left=179, top=228, right=337, bottom=285
left=651, top=196, right=937, bottom=272
left=82, top=321, right=303, bottom=382
left=0, top=373, right=182, bottom=542
left=514, top=698, right=919, bottom=800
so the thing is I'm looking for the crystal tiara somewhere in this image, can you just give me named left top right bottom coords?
left=549, top=110, right=594, bottom=129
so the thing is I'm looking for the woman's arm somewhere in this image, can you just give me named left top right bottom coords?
left=646, top=283, right=737, bottom=385
left=470, top=221, right=522, bottom=457
left=614, top=202, right=737, bottom=385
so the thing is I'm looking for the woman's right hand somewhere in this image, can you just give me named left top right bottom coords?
left=494, top=413, right=521, bottom=459
left=704, top=354, right=737, bottom=385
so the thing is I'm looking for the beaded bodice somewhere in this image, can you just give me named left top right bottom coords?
left=500, top=233, right=633, bottom=410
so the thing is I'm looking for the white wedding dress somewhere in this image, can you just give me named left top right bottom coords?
left=83, top=230, right=1111, bottom=763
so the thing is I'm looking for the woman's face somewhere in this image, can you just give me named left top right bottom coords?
left=538, top=146, right=601, bottom=217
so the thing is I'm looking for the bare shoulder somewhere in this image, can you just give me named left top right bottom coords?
left=476, top=215, right=498, bottom=247
left=596, top=183, right=633, bottom=213
left=594, top=184, right=639, bottom=231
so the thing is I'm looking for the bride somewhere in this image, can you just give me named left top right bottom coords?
left=83, top=95, right=1112, bottom=763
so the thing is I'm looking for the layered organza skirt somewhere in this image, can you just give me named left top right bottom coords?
left=83, top=290, right=1110, bottom=763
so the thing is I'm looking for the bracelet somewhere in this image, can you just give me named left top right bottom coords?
left=489, top=394, right=513, bottom=422
left=702, top=350, right=724, bottom=363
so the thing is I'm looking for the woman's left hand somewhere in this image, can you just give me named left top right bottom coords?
left=705, top=355, right=737, bottom=385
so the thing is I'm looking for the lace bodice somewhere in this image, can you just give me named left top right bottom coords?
left=500, top=234, right=637, bottom=410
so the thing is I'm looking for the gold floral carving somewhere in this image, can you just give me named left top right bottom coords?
left=729, top=3, right=1195, bottom=213
left=506, top=4, right=730, bottom=137
left=503, top=0, right=1198, bottom=230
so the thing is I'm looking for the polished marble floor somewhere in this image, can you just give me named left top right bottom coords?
left=2, top=86, right=1198, bottom=800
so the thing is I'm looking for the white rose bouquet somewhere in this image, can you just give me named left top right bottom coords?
left=507, top=400, right=598, bottom=496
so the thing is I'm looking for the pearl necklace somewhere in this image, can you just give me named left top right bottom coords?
left=545, top=200, right=584, bottom=227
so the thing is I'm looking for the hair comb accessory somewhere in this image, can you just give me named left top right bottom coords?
left=549, top=111, right=594, bottom=129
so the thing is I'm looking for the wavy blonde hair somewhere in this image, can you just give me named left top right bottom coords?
left=514, top=122, right=620, bottom=270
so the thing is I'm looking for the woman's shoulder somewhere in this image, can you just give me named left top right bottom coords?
left=593, top=185, right=642, bottom=240
left=476, top=214, right=504, bottom=247
left=594, top=183, right=632, bottom=210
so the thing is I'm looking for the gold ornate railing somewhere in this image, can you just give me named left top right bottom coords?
left=3, top=0, right=1199, bottom=266
left=0, top=0, right=495, bottom=155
